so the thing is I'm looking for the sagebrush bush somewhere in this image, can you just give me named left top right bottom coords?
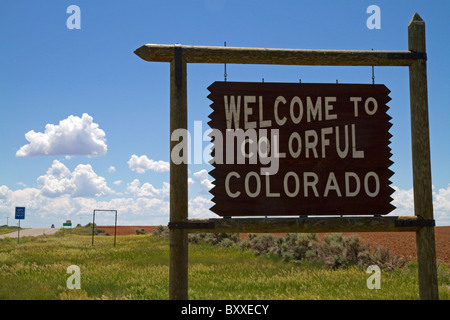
left=136, top=228, right=146, bottom=235
left=151, top=228, right=405, bottom=271
left=369, top=246, right=406, bottom=271
left=316, top=233, right=361, bottom=269
left=283, top=233, right=319, bottom=262
left=151, top=225, right=169, bottom=239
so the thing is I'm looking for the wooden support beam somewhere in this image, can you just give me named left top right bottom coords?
left=169, top=45, right=188, bottom=300
left=408, top=13, right=439, bottom=300
left=169, top=216, right=434, bottom=234
left=135, top=44, right=425, bottom=66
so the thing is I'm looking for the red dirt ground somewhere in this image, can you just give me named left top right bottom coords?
left=318, top=227, right=450, bottom=266
left=99, top=225, right=450, bottom=265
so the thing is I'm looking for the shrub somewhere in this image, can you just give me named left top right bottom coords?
left=188, top=233, right=205, bottom=244
left=153, top=227, right=406, bottom=271
left=136, top=228, right=147, bottom=235
left=316, top=233, right=355, bottom=269
left=283, top=233, right=319, bottom=262
left=246, top=234, right=285, bottom=257
left=77, top=222, right=106, bottom=235
left=189, top=233, right=240, bottom=247
left=152, top=225, right=169, bottom=239
left=219, top=238, right=235, bottom=248
left=369, top=246, right=406, bottom=270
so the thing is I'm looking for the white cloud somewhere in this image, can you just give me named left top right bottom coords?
left=37, top=160, right=113, bottom=198
left=113, top=180, right=122, bottom=186
left=127, top=155, right=169, bottom=174
left=0, top=186, right=170, bottom=226
left=189, top=196, right=215, bottom=218
left=192, top=169, right=213, bottom=194
left=108, top=166, right=116, bottom=173
left=37, top=160, right=74, bottom=197
left=434, top=184, right=450, bottom=211
left=16, top=113, right=107, bottom=157
left=391, top=186, right=414, bottom=216
left=0, top=185, right=12, bottom=200
left=0, top=186, right=49, bottom=218
left=433, top=184, right=450, bottom=225
left=390, top=185, right=450, bottom=225
left=126, top=179, right=169, bottom=200
left=71, top=164, right=113, bottom=197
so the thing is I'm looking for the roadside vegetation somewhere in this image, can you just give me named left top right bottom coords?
left=55, top=223, right=107, bottom=236
left=0, top=225, right=21, bottom=235
left=154, top=226, right=406, bottom=270
left=0, top=226, right=448, bottom=300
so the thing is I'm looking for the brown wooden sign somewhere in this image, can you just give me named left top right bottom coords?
left=207, top=82, right=395, bottom=216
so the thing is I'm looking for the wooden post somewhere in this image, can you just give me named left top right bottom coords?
left=91, top=210, right=95, bottom=247
left=169, top=45, right=189, bottom=300
left=114, top=210, right=117, bottom=248
left=408, top=13, right=439, bottom=300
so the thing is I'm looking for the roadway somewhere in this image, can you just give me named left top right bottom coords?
left=0, top=228, right=59, bottom=239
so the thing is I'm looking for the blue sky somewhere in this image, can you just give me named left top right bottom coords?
left=1, top=1, right=449, bottom=227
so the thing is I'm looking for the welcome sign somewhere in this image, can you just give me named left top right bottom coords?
left=207, top=82, right=395, bottom=216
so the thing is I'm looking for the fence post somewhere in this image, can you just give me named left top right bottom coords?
left=408, top=13, right=439, bottom=300
left=169, top=45, right=189, bottom=300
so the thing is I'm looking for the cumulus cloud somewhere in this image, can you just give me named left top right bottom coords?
left=390, top=185, right=450, bottom=225
left=0, top=185, right=12, bottom=199
left=108, top=166, right=116, bottom=173
left=391, top=186, right=414, bottom=216
left=37, top=160, right=113, bottom=198
left=16, top=113, right=107, bottom=157
left=126, top=179, right=170, bottom=200
left=127, top=155, right=169, bottom=173
left=433, top=184, right=450, bottom=225
left=189, top=196, right=215, bottom=218
left=434, top=184, right=450, bottom=212
left=192, top=169, right=213, bottom=194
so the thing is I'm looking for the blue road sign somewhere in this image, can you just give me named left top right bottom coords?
left=15, top=207, right=25, bottom=220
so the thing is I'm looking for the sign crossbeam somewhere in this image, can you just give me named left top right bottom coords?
left=135, top=44, right=425, bottom=66
left=168, top=216, right=435, bottom=233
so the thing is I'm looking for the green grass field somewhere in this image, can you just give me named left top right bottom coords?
left=0, top=231, right=449, bottom=300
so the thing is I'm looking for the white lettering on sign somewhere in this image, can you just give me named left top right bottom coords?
left=221, top=124, right=364, bottom=160
left=222, top=96, right=372, bottom=162
left=225, top=171, right=381, bottom=199
left=227, top=95, right=343, bottom=129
